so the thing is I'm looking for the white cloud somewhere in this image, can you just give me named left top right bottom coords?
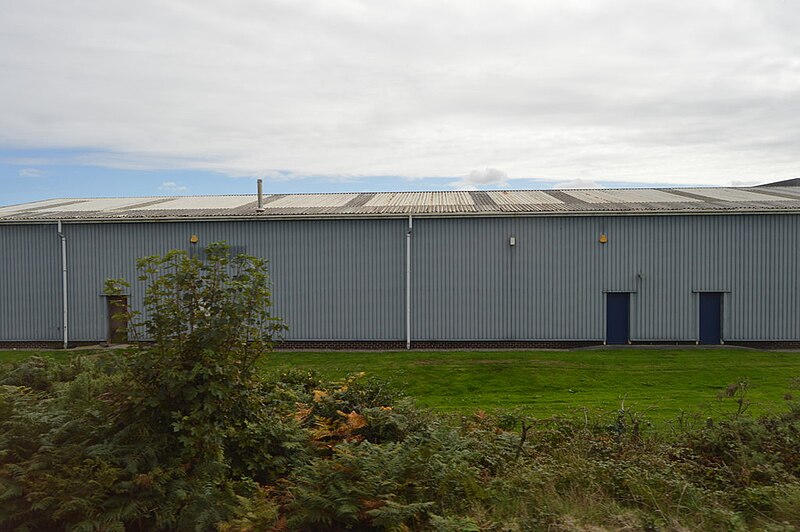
left=0, top=1, right=799, bottom=186
left=729, top=179, right=763, bottom=187
left=158, top=181, right=188, bottom=192
left=450, top=168, right=509, bottom=189
left=449, top=183, right=479, bottom=191
left=551, top=179, right=604, bottom=189
left=18, top=168, right=42, bottom=177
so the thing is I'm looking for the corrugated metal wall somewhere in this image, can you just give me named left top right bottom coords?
left=0, top=224, right=62, bottom=341
left=1, top=219, right=406, bottom=341
left=412, top=215, right=800, bottom=341
left=1, top=214, right=798, bottom=342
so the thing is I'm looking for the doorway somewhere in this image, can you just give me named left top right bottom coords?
left=699, top=292, right=722, bottom=344
left=606, top=292, right=630, bottom=345
left=106, top=295, right=129, bottom=344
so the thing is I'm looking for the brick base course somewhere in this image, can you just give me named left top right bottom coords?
left=726, top=341, right=800, bottom=350
left=0, top=341, right=100, bottom=349
left=1, top=340, right=799, bottom=350
left=276, top=340, right=603, bottom=350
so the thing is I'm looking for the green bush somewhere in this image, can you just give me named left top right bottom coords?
left=284, top=429, right=485, bottom=530
left=0, top=243, right=291, bottom=531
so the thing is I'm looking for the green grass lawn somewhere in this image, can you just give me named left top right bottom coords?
left=261, top=348, right=800, bottom=422
left=3, top=347, right=799, bottom=423
left=0, top=349, right=79, bottom=365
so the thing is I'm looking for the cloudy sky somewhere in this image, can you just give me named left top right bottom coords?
left=1, top=0, right=799, bottom=204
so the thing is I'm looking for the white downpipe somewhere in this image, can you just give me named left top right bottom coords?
left=406, top=215, right=412, bottom=350
left=57, top=220, right=68, bottom=349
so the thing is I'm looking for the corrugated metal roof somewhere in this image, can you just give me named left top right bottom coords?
left=130, top=195, right=257, bottom=210
left=767, top=186, right=800, bottom=198
left=0, top=198, right=88, bottom=215
left=674, top=188, right=795, bottom=202
left=487, top=190, right=564, bottom=205
left=364, top=191, right=475, bottom=207
left=37, top=197, right=168, bottom=212
left=562, top=188, right=701, bottom=204
left=1, top=186, right=799, bottom=222
left=267, top=193, right=359, bottom=208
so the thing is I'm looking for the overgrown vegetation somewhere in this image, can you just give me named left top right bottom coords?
left=3, top=355, right=800, bottom=530
left=1, top=244, right=799, bottom=530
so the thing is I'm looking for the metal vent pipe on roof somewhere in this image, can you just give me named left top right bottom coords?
left=256, top=179, right=265, bottom=212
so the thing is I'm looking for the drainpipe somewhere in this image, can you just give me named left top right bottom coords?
left=57, top=220, right=68, bottom=349
left=406, top=215, right=412, bottom=350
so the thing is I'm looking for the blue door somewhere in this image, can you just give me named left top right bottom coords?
left=699, top=292, right=722, bottom=344
left=606, top=293, right=630, bottom=345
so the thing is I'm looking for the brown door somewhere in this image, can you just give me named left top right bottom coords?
left=106, top=296, right=129, bottom=344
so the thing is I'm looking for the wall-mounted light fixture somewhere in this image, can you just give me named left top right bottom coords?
left=509, top=236, right=516, bottom=247
left=598, top=233, right=608, bottom=244
left=190, top=235, right=199, bottom=244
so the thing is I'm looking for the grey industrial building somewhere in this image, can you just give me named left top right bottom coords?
left=1, top=181, right=799, bottom=348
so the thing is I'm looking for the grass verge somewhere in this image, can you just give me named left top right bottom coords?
left=261, top=347, right=800, bottom=422
left=3, top=347, right=799, bottom=422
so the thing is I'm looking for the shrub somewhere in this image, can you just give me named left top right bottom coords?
left=285, top=431, right=485, bottom=530
left=0, top=243, right=291, bottom=531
